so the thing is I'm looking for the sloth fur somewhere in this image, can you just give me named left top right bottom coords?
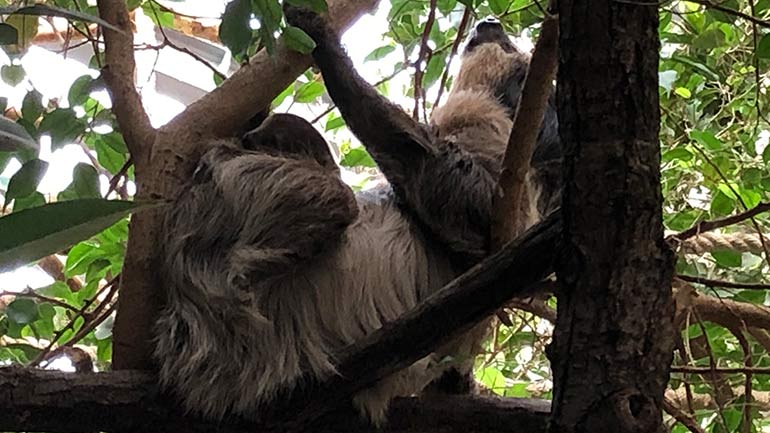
left=154, top=10, right=561, bottom=426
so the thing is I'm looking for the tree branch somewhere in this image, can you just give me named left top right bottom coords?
left=491, top=11, right=559, bottom=247
left=671, top=202, right=770, bottom=242
left=96, top=0, right=156, bottom=167
left=0, top=368, right=549, bottom=433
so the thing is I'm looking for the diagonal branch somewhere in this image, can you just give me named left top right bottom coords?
left=491, top=10, right=559, bottom=248
left=96, top=0, right=156, bottom=168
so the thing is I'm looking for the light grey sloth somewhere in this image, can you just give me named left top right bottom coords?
left=154, top=9, right=561, bottom=426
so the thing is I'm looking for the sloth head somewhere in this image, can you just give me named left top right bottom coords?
left=451, top=18, right=529, bottom=94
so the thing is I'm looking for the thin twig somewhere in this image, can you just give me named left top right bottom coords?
left=433, top=8, right=471, bottom=109
left=662, top=397, right=707, bottom=433
left=671, top=366, right=770, bottom=374
left=0, top=290, right=78, bottom=313
left=30, top=277, right=119, bottom=366
left=106, top=157, right=133, bottom=198
left=671, top=202, right=770, bottom=242
left=412, top=0, right=438, bottom=120
left=677, top=274, right=770, bottom=290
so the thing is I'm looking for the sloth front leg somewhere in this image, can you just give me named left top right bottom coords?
left=164, top=145, right=359, bottom=294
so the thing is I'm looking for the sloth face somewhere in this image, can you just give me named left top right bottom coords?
left=463, top=17, right=517, bottom=55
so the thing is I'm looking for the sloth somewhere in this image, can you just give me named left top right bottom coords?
left=154, top=8, right=561, bottom=426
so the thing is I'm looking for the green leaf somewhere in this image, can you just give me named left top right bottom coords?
left=21, top=89, right=43, bottom=122
left=35, top=302, right=55, bottom=339
left=476, top=367, right=506, bottom=394
left=68, top=74, right=96, bottom=106
left=707, top=0, right=739, bottom=23
left=0, top=4, right=124, bottom=33
left=4, top=158, right=48, bottom=210
left=1, top=64, right=25, bottom=86
left=272, top=84, right=294, bottom=107
left=5, top=298, right=39, bottom=325
left=0, top=116, right=37, bottom=152
left=711, top=250, right=742, bottom=268
left=670, top=55, right=720, bottom=81
left=758, top=34, right=770, bottom=59
left=99, top=132, right=129, bottom=154
left=0, top=22, right=17, bottom=44
left=340, top=147, right=376, bottom=168
left=39, top=108, right=86, bottom=150
left=94, top=138, right=127, bottom=174
left=690, top=130, right=723, bottom=151
left=674, top=87, right=691, bottom=98
left=488, top=0, right=508, bottom=14
left=282, top=26, right=316, bottom=54
left=423, top=52, right=447, bottom=88
left=141, top=2, right=174, bottom=27
left=0, top=199, right=149, bottom=272
left=692, top=28, right=725, bottom=50
left=365, top=45, right=395, bottom=62
left=710, top=189, right=735, bottom=216
left=662, top=147, right=693, bottom=162
left=126, top=0, right=144, bottom=11
left=219, top=0, right=252, bottom=56
left=437, top=0, right=457, bottom=14
left=325, top=115, right=345, bottom=131
left=58, top=163, right=101, bottom=201
left=285, top=0, right=328, bottom=13
left=294, top=81, right=325, bottom=103
left=13, top=191, right=45, bottom=211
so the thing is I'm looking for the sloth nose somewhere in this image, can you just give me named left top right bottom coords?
left=475, top=17, right=502, bottom=32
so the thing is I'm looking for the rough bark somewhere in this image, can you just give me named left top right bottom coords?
left=0, top=368, right=550, bottom=433
left=98, top=0, right=380, bottom=370
left=547, top=2, right=675, bottom=433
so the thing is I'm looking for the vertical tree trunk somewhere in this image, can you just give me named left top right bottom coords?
left=547, top=2, right=675, bottom=433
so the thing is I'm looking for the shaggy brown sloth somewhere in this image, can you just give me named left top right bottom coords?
left=154, top=8, right=560, bottom=426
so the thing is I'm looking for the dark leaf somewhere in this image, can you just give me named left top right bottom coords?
left=39, top=108, right=86, bottom=150
left=0, top=199, right=150, bottom=272
left=282, top=26, right=316, bottom=54
left=58, top=163, right=101, bottom=201
left=5, top=298, right=39, bottom=325
left=0, top=23, right=17, bottom=44
left=219, top=0, right=252, bottom=56
left=0, top=116, right=37, bottom=152
left=0, top=4, right=124, bottom=33
left=365, top=45, right=395, bottom=62
left=1, top=64, right=25, bottom=86
left=4, top=158, right=48, bottom=210
left=21, top=89, right=43, bottom=122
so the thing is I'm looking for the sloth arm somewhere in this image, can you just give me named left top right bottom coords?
left=286, top=8, right=496, bottom=260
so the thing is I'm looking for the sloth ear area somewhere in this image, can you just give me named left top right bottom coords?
left=242, top=113, right=338, bottom=171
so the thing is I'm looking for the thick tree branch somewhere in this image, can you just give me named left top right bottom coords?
left=96, top=0, right=156, bottom=167
left=549, top=0, right=675, bottom=430
left=0, top=368, right=550, bottom=433
left=491, top=11, right=559, bottom=247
